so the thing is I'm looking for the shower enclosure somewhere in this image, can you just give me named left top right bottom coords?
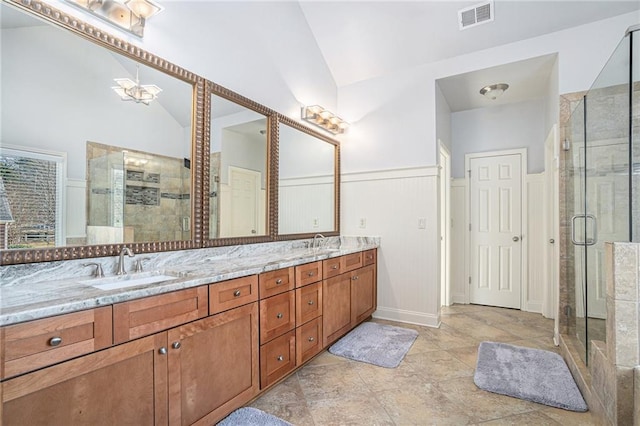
left=563, top=25, right=639, bottom=364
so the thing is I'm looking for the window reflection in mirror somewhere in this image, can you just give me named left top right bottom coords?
left=278, top=124, right=335, bottom=235
left=0, top=3, right=194, bottom=249
left=209, top=95, right=268, bottom=238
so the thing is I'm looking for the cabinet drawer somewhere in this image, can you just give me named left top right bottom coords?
left=295, top=261, right=322, bottom=288
left=363, top=249, right=377, bottom=266
left=296, top=317, right=322, bottom=365
left=1, top=306, right=112, bottom=380
left=113, top=286, right=208, bottom=344
left=323, top=256, right=343, bottom=279
left=295, top=282, right=322, bottom=325
left=259, top=268, right=294, bottom=298
left=209, top=275, right=258, bottom=314
left=260, top=330, right=295, bottom=389
left=259, top=291, right=295, bottom=343
left=343, top=252, right=364, bottom=272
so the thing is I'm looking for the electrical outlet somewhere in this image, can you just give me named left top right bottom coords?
left=312, top=218, right=319, bottom=228
left=359, top=217, right=367, bottom=229
left=418, top=218, right=426, bottom=229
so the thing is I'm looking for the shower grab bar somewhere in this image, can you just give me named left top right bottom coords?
left=571, top=214, right=597, bottom=246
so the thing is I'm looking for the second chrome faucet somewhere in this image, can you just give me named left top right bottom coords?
left=116, top=247, right=135, bottom=275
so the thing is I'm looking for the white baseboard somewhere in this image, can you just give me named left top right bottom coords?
left=372, top=307, right=440, bottom=328
left=524, top=301, right=542, bottom=313
left=451, top=293, right=466, bottom=305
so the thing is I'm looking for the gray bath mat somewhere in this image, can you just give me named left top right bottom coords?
left=474, top=341, right=588, bottom=412
left=217, top=407, right=292, bottom=426
left=329, top=321, right=418, bottom=368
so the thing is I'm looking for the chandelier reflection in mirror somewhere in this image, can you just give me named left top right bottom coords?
left=112, top=66, right=162, bottom=105
left=302, top=105, right=349, bottom=135
left=65, top=0, right=163, bottom=37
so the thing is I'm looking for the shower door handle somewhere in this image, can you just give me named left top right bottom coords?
left=571, top=214, right=597, bottom=246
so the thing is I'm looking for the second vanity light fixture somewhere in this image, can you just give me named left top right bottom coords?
left=112, top=66, right=162, bottom=105
left=65, top=0, right=164, bottom=37
left=302, top=105, right=349, bottom=135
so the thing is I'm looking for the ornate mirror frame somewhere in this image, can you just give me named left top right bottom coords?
left=274, top=116, right=341, bottom=241
left=0, top=0, right=205, bottom=265
left=202, top=81, right=277, bottom=247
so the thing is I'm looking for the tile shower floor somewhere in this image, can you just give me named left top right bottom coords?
left=248, top=304, right=598, bottom=425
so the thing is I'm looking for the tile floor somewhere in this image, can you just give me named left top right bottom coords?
left=248, top=304, right=599, bottom=425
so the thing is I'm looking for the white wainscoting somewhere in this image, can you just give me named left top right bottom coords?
left=341, top=167, right=441, bottom=327
left=449, top=174, right=547, bottom=313
left=279, top=175, right=334, bottom=234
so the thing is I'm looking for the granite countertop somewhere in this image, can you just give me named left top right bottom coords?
left=0, top=241, right=378, bottom=327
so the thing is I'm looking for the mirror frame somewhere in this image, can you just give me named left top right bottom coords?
left=0, top=0, right=205, bottom=265
left=274, top=116, right=340, bottom=241
left=203, top=81, right=278, bottom=247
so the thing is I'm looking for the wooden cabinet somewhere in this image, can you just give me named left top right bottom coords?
left=295, top=282, right=322, bottom=325
left=296, top=317, right=322, bottom=365
left=351, top=264, right=377, bottom=325
left=209, top=275, right=258, bottom=315
left=1, top=306, right=112, bottom=380
left=2, top=332, right=168, bottom=425
left=323, top=256, right=343, bottom=279
left=259, top=291, right=295, bottom=343
left=295, top=261, right=322, bottom=288
left=113, top=286, right=208, bottom=344
left=322, top=273, right=352, bottom=347
left=167, top=302, right=259, bottom=426
left=322, top=249, right=378, bottom=347
left=259, top=267, right=294, bottom=298
left=259, top=330, right=295, bottom=388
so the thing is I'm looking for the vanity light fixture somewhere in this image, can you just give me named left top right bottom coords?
left=64, top=0, right=164, bottom=37
left=112, top=66, right=162, bottom=105
left=479, top=83, right=509, bottom=100
left=302, top=105, right=349, bottom=135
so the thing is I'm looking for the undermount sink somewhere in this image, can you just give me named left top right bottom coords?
left=79, top=272, right=180, bottom=291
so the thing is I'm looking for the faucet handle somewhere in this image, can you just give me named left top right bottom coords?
left=134, top=257, right=150, bottom=273
left=83, top=262, right=105, bottom=278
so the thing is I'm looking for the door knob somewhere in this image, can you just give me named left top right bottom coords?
left=549, top=238, right=555, bottom=244
left=512, top=236, right=520, bottom=242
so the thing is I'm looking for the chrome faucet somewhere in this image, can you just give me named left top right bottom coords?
left=116, top=247, right=135, bottom=275
left=312, top=233, right=326, bottom=249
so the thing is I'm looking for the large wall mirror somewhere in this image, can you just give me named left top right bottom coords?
left=0, top=0, right=203, bottom=264
left=277, top=118, right=339, bottom=238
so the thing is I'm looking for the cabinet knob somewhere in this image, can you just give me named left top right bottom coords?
left=352, top=276, right=359, bottom=280
left=172, top=342, right=181, bottom=350
left=277, top=355, right=284, bottom=362
left=308, top=337, right=315, bottom=342
left=233, top=290, right=241, bottom=297
left=308, top=300, right=314, bottom=306
left=275, top=279, right=283, bottom=285
left=332, top=265, right=338, bottom=270
left=49, top=337, right=63, bottom=347
left=158, top=347, right=167, bottom=355
left=307, top=271, right=315, bottom=277
left=276, top=313, right=283, bottom=319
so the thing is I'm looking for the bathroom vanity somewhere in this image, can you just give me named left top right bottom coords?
left=0, top=244, right=377, bottom=425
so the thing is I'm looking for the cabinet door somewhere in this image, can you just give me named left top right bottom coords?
left=167, top=302, right=259, bottom=426
left=296, top=317, right=322, bottom=365
left=259, top=291, right=295, bottom=343
left=260, top=330, right=296, bottom=389
left=351, top=265, right=377, bottom=325
left=322, top=273, right=352, bottom=347
left=2, top=333, right=168, bottom=426
left=295, top=282, right=322, bottom=325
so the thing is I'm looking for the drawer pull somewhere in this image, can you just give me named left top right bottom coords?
left=308, top=337, right=315, bottom=342
left=276, top=313, right=283, bottom=319
left=352, top=276, right=359, bottom=280
left=233, top=290, right=241, bottom=297
left=308, top=300, right=314, bottom=306
left=49, top=337, right=63, bottom=347
left=277, top=355, right=284, bottom=362
left=276, top=279, right=283, bottom=285
left=332, top=265, right=338, bottom=270
left=159, top=347, right=167, bottom=355
left=172, top=342, right=181, bottom=350
left=307, top=271, right=315, bottom=277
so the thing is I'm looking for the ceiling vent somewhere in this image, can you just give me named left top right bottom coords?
left=458, top=1, right=494, bottom=30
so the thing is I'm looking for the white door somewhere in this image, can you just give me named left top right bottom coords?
left=439, top=143, right=451, bottom=307
left=229, top=166, right=260, bottom=237
left=469, top=153, right=523, bottom=309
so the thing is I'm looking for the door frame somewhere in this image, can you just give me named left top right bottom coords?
left=464, top=148, right=527, bottom=307
left=438, top=141, right=451, bottom=307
